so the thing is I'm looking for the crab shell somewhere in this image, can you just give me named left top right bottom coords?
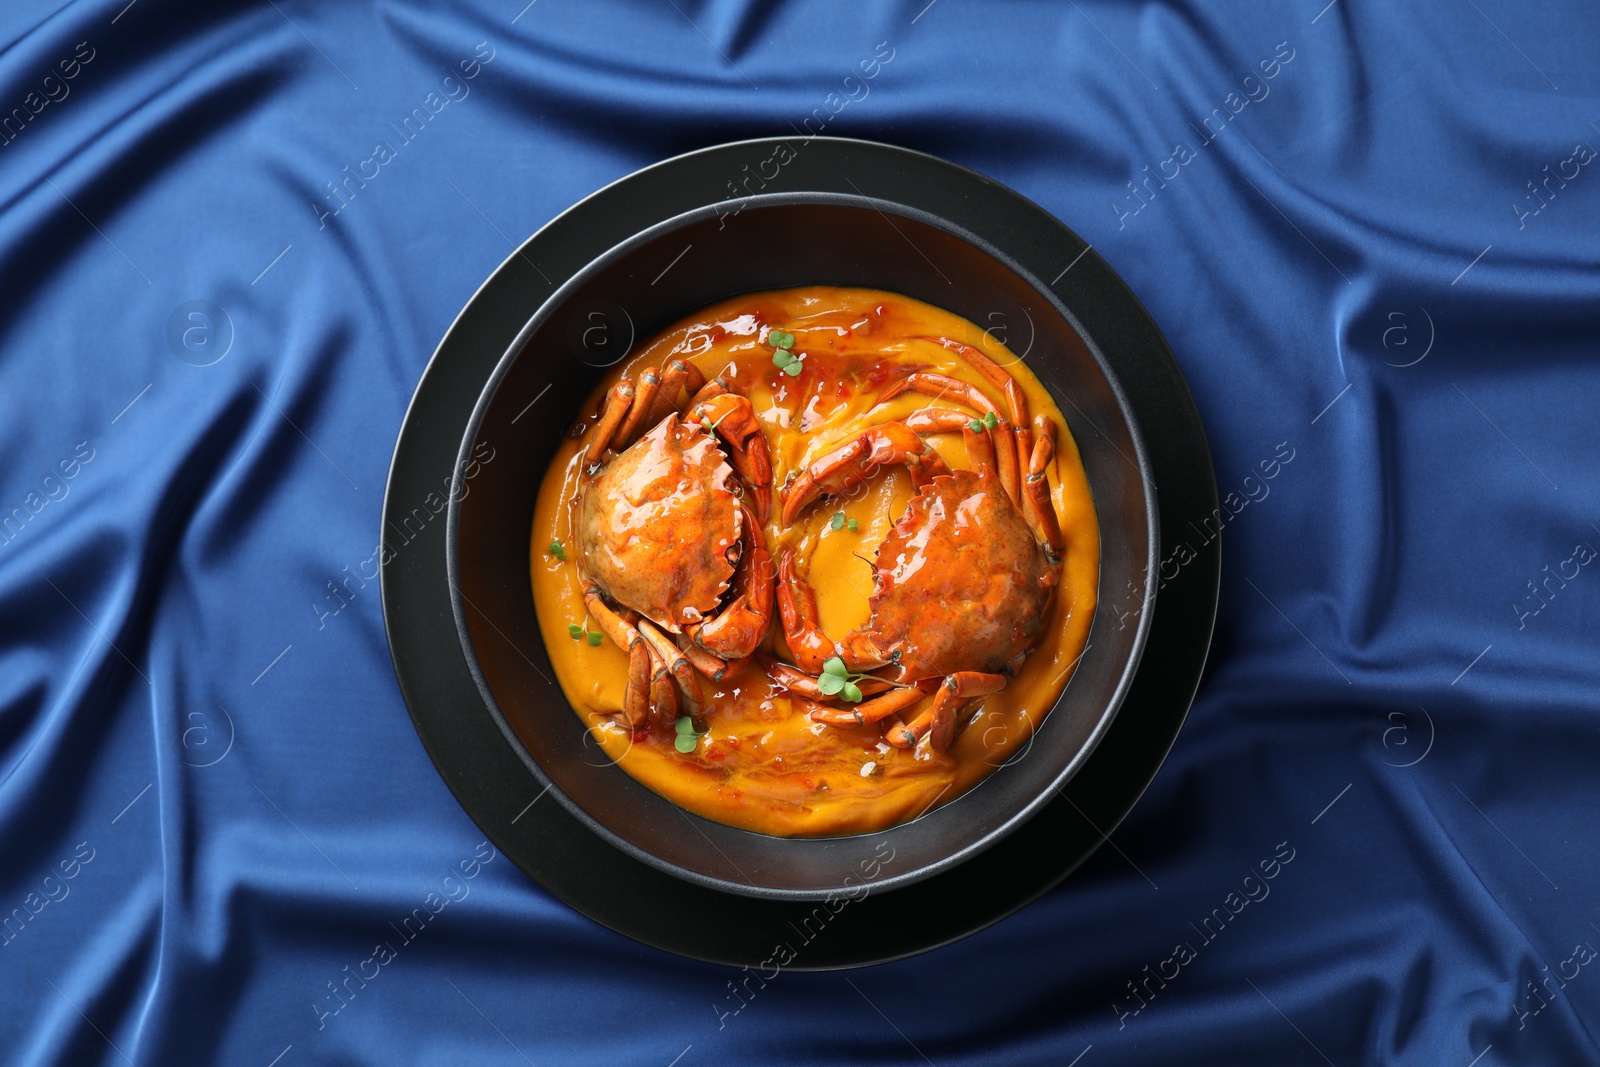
left=577, top=414, right=741, bottom=633
left=858, top=468, right=1054, bottom=681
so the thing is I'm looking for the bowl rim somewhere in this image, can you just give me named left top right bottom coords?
left=443, top=187, right=1160, bottom=900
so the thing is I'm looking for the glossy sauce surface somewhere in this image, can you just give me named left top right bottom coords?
left=531, top=288, right=1099, bottom=836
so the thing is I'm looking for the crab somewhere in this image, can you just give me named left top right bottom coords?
left=576, top=358, right=775, bottom=733
left=772, top=341, right=1068, bottom=752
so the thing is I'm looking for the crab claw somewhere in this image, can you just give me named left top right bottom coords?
left=774, top=548, right=836, bottom=674
left=876, top=369, right=1021, bottom=506
left=588, top=380, right=635, bottom=457
left=779, top=422, right=949, bottom=527
left=1024, top=415, right=1064, bottom=560
left=689, top=501, right=774, bottom=659
left=692, top=392, right=773, bottom=524
left=887, top=671, right=1007, bottom=751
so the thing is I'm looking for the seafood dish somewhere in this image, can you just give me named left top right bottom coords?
left=530, top=287, right=1099, bottom=836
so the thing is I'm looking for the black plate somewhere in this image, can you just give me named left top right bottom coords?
left=382, top=137, right=1218, bottom=968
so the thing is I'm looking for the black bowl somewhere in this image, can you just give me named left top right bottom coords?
left=446, top=191, right=1157, bottom=900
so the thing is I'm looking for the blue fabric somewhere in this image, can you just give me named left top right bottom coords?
left=3, top=1, right=1596, bottom=1063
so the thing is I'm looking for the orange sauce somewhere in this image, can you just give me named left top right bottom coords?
left=530, top=287, right=1098, bottom=836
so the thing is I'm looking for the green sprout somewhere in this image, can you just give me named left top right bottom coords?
left=967, top=418, right=983, bottom=432
left=570, top=619, right=605, bottom=646
left=983, top=410, right=999, bottom=430
left=673, top=715, right=708, bottom=754
left=830, top=511, right=845, bottom=531
left=771, top=348, right=804, bottom=376
left=770, top=329, right=804, bottom=376
left=817, top=656, right=869, bottom=703
left=847, top=518, right=859, bottom=533
left=548, top=539, right=567, bottom=560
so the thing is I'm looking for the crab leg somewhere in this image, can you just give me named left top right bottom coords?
left=877, top=370, right=1021, bottom=506
left=647, top=649, right=679, bottom=732
left=775, top=549, right=836, bottom=673
left=1024, top=416, right=1065, bottom=560
left=904, top=408, right=973, bottom=435
left=963, top=421, right=997, bottom=481
left=588, top=381, right=635, bottom=457
left=810, top=684, right=925, bottom=727
left=614, top=367, right=662, bottom=448
left=623, top=641, right=651, bottom=728
left=644, top=358, right=708, bottom=426
left=582, top=587, right=655, bottom=726
left=640, top=358, right=696, bottom=425
left=690, top=501, right=773, bottom=658
left=1008, top=379, right=1031, bottom=476
left=1012, top=421, right=1032, bottom=491
left=686, top=378, right=727, bottom=410
left=644, top=362, right=685, bottom=426
left=636, top=617, right=703, bottom=706
left=693, top=393, right=774, bottom=524
left=584, top=585, right=642, bottom=652
left=933, top=336, right=1032, bottom=433
left=767, top=660, right=894, bottom=702
left=887, top=671, right=1008, bottom=751
left=677, top=359, right=706, bottom=397
left=877, top=371, right=997, bottom=416
left=904, top=407, right=1026, bottom=507
left=674, top=637, right=755, bottom=686
left=780, top=423, right=949, bottom=526
left=904, top=406, right=1026, bottom=503
left=677, top=637, right=730, bottom=682
left=990, top=429, right=1021, bottom=506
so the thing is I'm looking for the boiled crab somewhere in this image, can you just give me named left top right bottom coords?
left=772, top=341, right=1067, bottom=752
left=577, top=359, right=775, bottom=732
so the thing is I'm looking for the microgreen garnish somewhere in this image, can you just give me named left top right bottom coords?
left=771, top=349, right=804, bottom=375
left=830, top=511, right=845, bottom=531
left=673, top=715, right=708, bottom=753
left=769, top=328, right=804, bottom=376
left=847, top=518, right=859, bottom=533
left=967, top=418, right=984, bottom=432
left=818, top=656, right=869, bottom=703
left=548, top=539, right=567, bottom=560
left=983, top=411, right=999, bottom=430
left=570, top=619, right=605, bottom=646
